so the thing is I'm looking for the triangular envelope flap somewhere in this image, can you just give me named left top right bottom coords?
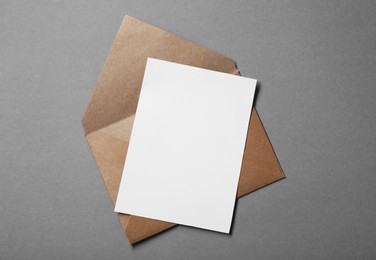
left=82, top=15, right=239, bottom=135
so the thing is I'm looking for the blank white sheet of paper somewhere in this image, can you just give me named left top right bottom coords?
left=114, top=58, right=256, bottom=233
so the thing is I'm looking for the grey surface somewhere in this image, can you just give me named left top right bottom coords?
left=1, top=0, right=376, bottom=259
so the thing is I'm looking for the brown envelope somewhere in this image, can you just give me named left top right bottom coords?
left=82, top=15, right=285, bottom=244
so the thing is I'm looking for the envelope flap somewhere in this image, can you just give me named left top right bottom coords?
left=82, top=15, right=239, bottom=135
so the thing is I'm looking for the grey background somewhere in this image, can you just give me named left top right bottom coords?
left=1, top=0, right=375, bottom=259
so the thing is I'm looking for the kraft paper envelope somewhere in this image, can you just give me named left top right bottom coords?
left=82, top=15, right=285, bottom=244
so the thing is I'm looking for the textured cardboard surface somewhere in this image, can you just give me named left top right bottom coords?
left=82, top=15, right=284, bottom=244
